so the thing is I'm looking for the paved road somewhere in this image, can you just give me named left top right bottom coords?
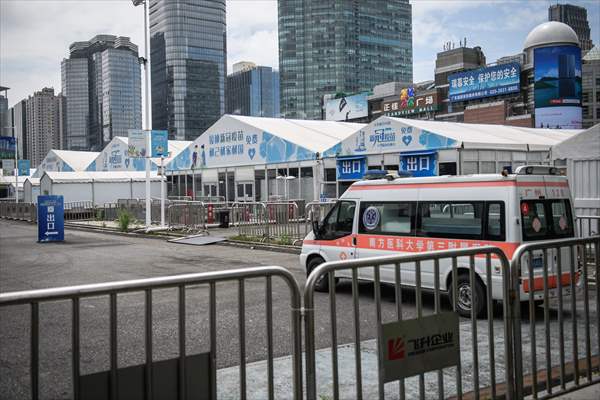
left=1, top=220, right=437, bottom=399
left=2, top=220, right=597, bottom=399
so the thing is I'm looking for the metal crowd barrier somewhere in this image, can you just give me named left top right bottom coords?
left=304, top=246, right=514, bottom=400
left=0, top=201, right=37, bottom=222
left=0, top=267, right=303, bottom=400
left=232, top=201, right=303, bottom=241
left=167, top=201, right=207, bottom=232
left=577, top=215, right=599, bottom=238
left=64, top=201, right=95, bottom=221
left=510, top=236, right=600, bottom=399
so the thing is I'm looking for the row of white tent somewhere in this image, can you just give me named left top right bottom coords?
left=4, top=114, right=598, bottom=210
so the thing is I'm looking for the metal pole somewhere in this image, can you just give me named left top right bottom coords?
left=142, top=0, right=151, bottom=229
left=15, top=133, right=18, bottom=203
left=160, top=156, right=165, bottom=227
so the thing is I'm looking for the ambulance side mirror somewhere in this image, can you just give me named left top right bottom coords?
left=310, top=211, right=320, bottom=235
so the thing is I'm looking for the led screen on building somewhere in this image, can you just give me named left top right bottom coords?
left=448, top=62, right=520, bottom=102
left=382, top=89, right=439, bottom=116
left=325, top=93, right=369, bottom=121
left=534, top=45, right=582, bottom=129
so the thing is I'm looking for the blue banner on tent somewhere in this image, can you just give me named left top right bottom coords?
left=400, top=151, right=437, bottom=177
left=151, top=130, right=169, bottom=157
left=18, top=159, right=30, bottom=176
left=37, top=195, right=64, bottom=242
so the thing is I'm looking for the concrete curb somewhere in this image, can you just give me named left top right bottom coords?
left=64, top=222, right=186, bottom=241
left=217, top=239, right=302, bottom=255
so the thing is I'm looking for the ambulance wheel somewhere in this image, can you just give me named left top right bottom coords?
left=450, top=273, right=486, bottom=318
left=308, top=257, right=337, bottom=292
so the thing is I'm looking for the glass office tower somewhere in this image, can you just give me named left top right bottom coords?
left=278, top=0, right=412, bottom=119
left=150, top=0, right=227, bottom=141
left=226, top=63, right=280, bottom=117
left=61, top=35, right=141, bottom=151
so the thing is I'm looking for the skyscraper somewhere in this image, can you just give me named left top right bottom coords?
left=25, top=88, right=61, bottom=165
left=150, top=0, right=227, bottom=141
left=61, top=35, right=141, bottom=151
left=10, top=100, right=27, bottom=159
left=226, top=62, right=280, bottom=117
left=278, top=0, right=413, bottom=120
left=549, top=3, right=594, bottom=51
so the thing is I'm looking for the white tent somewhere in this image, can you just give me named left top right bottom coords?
left=40, top=171, right=164, bottom=206
left=552, top=124, right=600, bottom=219
left=23, top=177, right=41, bottom=203
left=33, top=150, right=99, bottom=178
left=86, top=136, right=191, bottom=172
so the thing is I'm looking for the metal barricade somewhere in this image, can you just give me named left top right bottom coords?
left=265, top=202, right=301, bottom=242
left=0, top=201, right=37, bottom=222
left=577, top=215, right=600, bottom=238
left=510, top=236, right=600, bottom=399
left=167, top=201, right=207, bottom=232
left=232, top=202, right=268, bottom=238
left=0, top=267, right=303, bottom=400
left=64, top=201, right=95, bottom=221
left=304, top=246, right=514, bottom=400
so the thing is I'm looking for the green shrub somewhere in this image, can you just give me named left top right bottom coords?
left=117, top=210, right=132, bottom=232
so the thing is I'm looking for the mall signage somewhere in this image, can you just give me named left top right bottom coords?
left=383, top=89, right=439, bottom=117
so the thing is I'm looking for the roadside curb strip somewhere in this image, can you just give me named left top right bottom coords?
left=64, top=222, right=185, bottom=241
left=217, top=240, right=301, bottom=255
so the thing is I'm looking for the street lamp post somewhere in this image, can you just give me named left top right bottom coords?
left=132, top=0, right=152, bottom=229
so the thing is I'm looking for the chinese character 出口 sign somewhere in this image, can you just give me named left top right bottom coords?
left=37, top=195, right=64, bottom=242
left=337, top=157, right=366, bottom=180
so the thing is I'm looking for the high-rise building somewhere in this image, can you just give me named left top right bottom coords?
left=278, top=0, right=413, bottom=120
left=150, top=0, right=227, bottom=141
left=61, top=35, right=141, bottom=151
left=226, top=62, right=280, bottom=117
left=25, top=88, right=61, bottom=165
left=549, top=3, right=594, bottom=51
left=9, top=100, right=27, bottom=159
left=0, top=90, right=9, bottom=137
left=582, top=45, right=600, bottom=128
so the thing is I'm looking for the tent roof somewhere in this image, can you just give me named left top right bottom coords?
left=551, top=124, right=600, bottom=160
left=42, top=171, right=164, bottom=183
left=388, top=117, right=581, bottom=150
left=227, top=115, right=366, bottom=153
left=114, top=136, right=191, bottom=164
left=51, top=150, right=99, bottom=170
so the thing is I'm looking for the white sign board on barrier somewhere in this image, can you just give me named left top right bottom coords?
left=381, top=312, right=460, bottom=382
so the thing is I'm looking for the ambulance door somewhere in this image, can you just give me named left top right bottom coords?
left=317, top=200, right=358, bottom=269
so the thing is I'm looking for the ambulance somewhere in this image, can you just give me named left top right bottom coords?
left=301, top=166, right=578, bottom=317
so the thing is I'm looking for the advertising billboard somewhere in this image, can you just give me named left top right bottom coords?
left=383, top=89, right=439, bottom=116
left=18, top=159, right=30, bottom=176
left=2, top=159, right=15, bottom=175
left=448, top=62, right=520, bottom=102
left=534, top=45, right=582, bottom=129
left=325, top=93, right=369, bottom=121
left=0, top=136, right=16, bottom=160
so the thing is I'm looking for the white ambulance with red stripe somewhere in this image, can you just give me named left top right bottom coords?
left=301, top=166, right=578, bottom=317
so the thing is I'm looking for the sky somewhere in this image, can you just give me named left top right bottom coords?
left=1, top=0, right=599, bottom=108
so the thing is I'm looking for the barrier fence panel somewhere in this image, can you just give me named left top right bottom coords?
left=0, top=267, right=303, bottom=400
left=167, top=201, right=208, bottom=232
left=232, top=202, right=268, bottom=238
left=304, top=246, right=514, bottom=400
left=64, top=201, right=95, bottom=221
left=0, top=202, right=37, bottom=222
left=510, top=236, right=600, bottom=399
left=577, top=215, right=600, bottom=238
left=265, top=202, right=301, bottom=242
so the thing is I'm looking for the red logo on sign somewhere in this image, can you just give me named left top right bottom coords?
left=521, top=202, right=529, bottom=216
left=388, top=337, right=405, bottom=360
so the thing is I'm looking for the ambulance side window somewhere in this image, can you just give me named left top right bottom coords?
left=319, top=201, right=355, bottom=240
left=486, top=202, right=505, bottom=241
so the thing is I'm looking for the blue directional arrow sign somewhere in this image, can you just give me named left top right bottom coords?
left=37, top=195, right=64, bottom=242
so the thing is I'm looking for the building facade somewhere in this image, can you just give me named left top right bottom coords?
left=0, top=92, right=8, bottom=137
left=150, top=0, right=227, bottom=141
left=61, top=35, right=141, bottom=152
left=549, top=3, right=594, bottom=52
left=10, top=100, right=27, bottom=159
left=278, top=0, right=413, bottom=120
left=226, top=62, right=280, bottom=117
left=582, top=46, right=600, bottom=128
left=25, top=88, right=61, bottom=166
